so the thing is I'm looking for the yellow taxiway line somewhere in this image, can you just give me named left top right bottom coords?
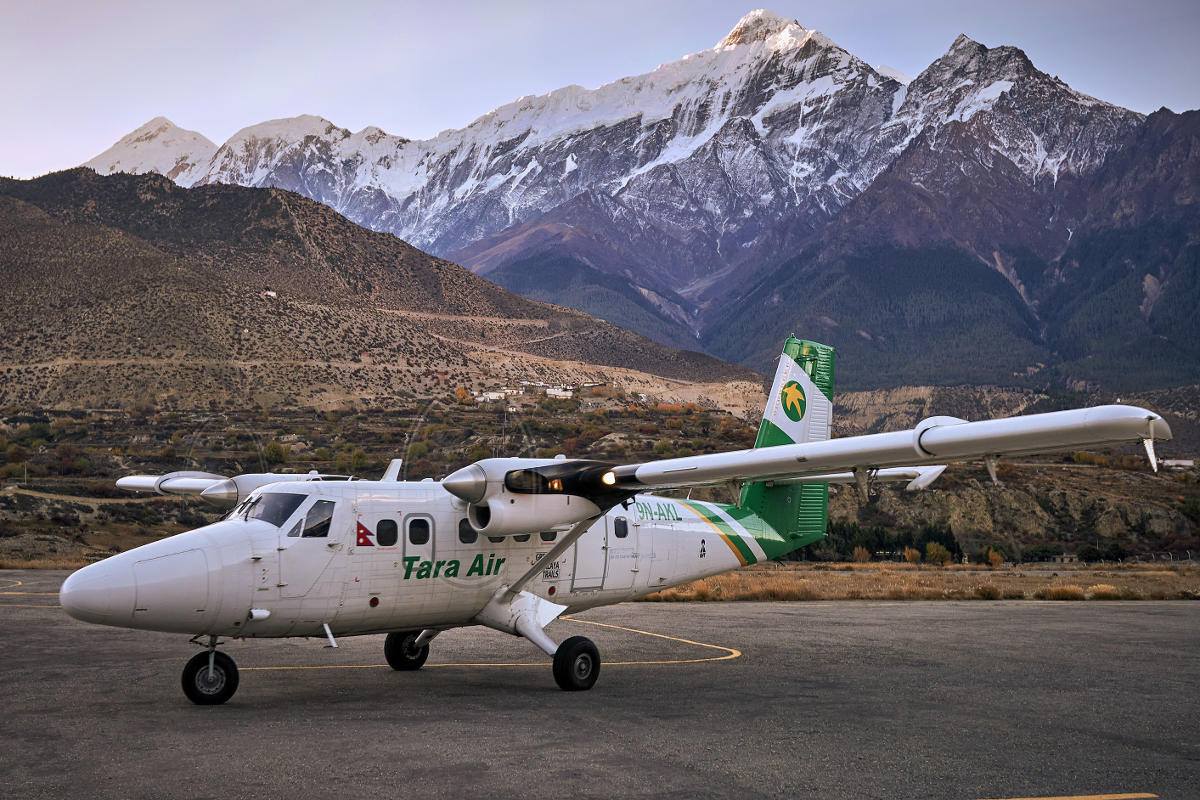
left=242, top=617, right=741, bottom=672
left=977, top=793, right=1157, bottom=800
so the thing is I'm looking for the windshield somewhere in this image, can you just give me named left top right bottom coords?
left=245, top=492, right=307, bottom=527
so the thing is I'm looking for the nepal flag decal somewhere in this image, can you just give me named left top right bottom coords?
left=356, top=521, right=375, bottom=546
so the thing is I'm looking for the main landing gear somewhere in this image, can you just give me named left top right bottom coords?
left=384, top=630, right=431, bottom=670
left=383, top=628, right=601, bottom=691
left=181, top=636, right=239, bottom=705
left=552, top=636, right=600, bottom=691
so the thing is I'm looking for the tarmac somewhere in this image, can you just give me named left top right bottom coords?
left=2, top=569, right=1197, bottom=799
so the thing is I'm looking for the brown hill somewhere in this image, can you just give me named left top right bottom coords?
left=0, top=170, right=759, bottom=411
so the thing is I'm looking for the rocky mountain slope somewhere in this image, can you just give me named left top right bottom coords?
left=0, top=170, right=758, bottom=411
left=80, top=10, right=1195, bottom=392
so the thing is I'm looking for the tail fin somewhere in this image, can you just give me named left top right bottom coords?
left=740, top=337, right=835, bottom=557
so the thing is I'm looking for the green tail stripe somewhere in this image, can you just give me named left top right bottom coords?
left=680, top=500, right=758, bottom=565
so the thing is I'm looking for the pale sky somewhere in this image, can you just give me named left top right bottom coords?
left=2, top=0, right=1197, bottom=179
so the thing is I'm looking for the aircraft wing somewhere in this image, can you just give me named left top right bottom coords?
left=116, top=470, right=325, bottom=505
left=609, top=405, right=1170, bottom=491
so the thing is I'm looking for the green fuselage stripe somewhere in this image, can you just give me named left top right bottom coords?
left=679, top=500, right=757, bottom=565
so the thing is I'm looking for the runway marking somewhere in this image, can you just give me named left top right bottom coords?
left=0, top=591, right=59, bottom=595
left=242, top=618, right=741, bottom=672
left=977, top=793, right=1157, bottom=799
left=0, top=579, right=23, bottom=589
left=0, top=603, right=62, bottom=608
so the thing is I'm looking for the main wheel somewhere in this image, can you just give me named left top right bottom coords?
left=384, top=630, right=429, bottom=671
left=181, top=651, right=239, bottom=706
left=553, top=636, right=600, bottom=691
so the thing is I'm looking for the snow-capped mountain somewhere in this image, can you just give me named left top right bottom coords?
left=85, top=117, right=217, bottom=182
left=81, top=9, right=1162, bottom=371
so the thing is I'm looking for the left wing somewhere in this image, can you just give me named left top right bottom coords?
left=609, top=405, right=1168, bottom=491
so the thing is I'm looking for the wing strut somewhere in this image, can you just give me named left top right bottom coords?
left=502, top=517, right=596, bottom=600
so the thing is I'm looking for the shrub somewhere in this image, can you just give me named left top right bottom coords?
left=975, top=584, right=1002, bottom=600
left=1035, top=584, right=1086, bottom=601
left=852, top=546, right=871, bottom=563
left=1086, top=584, right=1121, bottom=600
left=263, top=441, right=288, bottom=465
left=986, top=548, right=1004, bottom=569
left=904, top=546, right=921, bottom=564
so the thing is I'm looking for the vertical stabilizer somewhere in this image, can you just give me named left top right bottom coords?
left=740, top=338, right=835, bottom=558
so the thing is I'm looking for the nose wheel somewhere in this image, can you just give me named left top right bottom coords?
left=181, top=650, right=239, bottom=705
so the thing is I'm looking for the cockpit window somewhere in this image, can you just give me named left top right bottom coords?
left=302, top=500, right=336, bottom=538
left=246, top=493, right=306, bottom=527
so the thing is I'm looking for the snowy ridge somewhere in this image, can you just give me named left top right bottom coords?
left=83, top=10, right=1143, bottom=305
left=85, top=117, right=217, bottom=182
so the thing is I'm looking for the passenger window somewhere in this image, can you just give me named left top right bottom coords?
left=614, top=517, right=628, bottom=539
left=513, top=533, right=530, bottom=542
left=302, top=500, right=336, bottom=538
left=376, top=519, right=398, bottom=547
left=487, top=536, right=505, bottom=544
left=458, top=519, right=477, bottom=544
left=540, top=531, right=557, bottom=542
left=408, top=517, right=430, bottom=545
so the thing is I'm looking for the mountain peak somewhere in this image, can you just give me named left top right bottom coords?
left=949, top=33, right=982, bottom=53
left=717, top=9, right=804, bottom=49
left=84, top=117, right=217, bottom=182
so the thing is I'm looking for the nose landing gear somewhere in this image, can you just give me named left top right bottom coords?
left=181, top=636, right=239, bottom=705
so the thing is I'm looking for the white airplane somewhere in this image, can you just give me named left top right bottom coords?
left=59, top=338, right=1171, bottom=704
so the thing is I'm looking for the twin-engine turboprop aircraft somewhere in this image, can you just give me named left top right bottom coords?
left=59, top=339, right=1172, bottom=704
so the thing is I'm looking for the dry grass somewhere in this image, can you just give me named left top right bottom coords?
left=643, top=563, right=1200, bottom=602
left=0, top=555, right=92, bottom=570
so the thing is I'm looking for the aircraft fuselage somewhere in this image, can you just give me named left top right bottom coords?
left=61, top=480, right=754, bottom=640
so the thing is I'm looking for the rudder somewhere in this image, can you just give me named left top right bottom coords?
left=740, top=337, right=835, bottom=558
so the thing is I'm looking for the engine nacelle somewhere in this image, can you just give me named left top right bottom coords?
left=442, top=457, right=621, bottom=537
left=468, top=493, right=601, bottom=537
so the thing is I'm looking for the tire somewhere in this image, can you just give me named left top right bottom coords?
left=552, top=636, right=600, bottom=691
left=384, top=631, right=429, bottom=671
left=181, top=651, right=239, bottom=706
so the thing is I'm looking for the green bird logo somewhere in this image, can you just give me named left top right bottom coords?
left=781, top=380, right=806, bottom=423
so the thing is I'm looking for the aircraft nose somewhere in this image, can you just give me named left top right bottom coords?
left=60, top=558, right=136, bottom=626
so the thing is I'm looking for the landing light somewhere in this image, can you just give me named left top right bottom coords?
left=601, top=471, right=616, bottom=486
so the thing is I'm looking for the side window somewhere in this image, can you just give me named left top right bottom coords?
left=614, top=517, right=628, bottom=539
left=302, top=500, right=336, bottom=538
left=458, top=518, right=477, bottom=544
left=540, top=531, right=557, bottom=542
left=376, top=519, right=398, bottom=547
left=408, top=517, right=430, bottom=545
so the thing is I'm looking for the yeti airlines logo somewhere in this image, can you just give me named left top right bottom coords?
left=780, top=380, right=806, bottom=423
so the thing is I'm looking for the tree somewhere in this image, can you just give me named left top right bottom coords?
left=1076, top=545, right=1103, bottom=563
left=852, top=546, right=871, bottom=563
left=904, top=546, right=922, bottom=564
left=925, top=542, right=951, bottom=566
left=6, top=444, right=27, bottom=464
left=987, top=548, right=1004, bottom=569
left=1103, top=542, right=1128, bottom=562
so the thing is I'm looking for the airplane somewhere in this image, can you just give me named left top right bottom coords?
left=58, top=338, right=1172, bottom=704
